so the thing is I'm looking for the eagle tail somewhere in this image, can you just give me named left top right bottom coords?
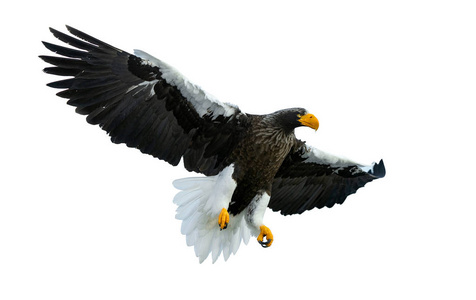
left=172, top=166, right=251, bottom=263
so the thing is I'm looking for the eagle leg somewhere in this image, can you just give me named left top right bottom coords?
left=257, top=225, right=274, bottom=248
left=218, top=208, right=230, bottom=230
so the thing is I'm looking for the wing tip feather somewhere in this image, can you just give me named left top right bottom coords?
left=370, top=159, right=386, bottom=178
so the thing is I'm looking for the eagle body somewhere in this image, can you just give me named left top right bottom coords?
left=41, top=26, right=386, bottom=263
left=228, top=110, right=304, bottom=215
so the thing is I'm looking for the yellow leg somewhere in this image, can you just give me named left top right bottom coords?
left=257, top=225, right=274, bottom=248
left=218, top=208, right=230, bottom=230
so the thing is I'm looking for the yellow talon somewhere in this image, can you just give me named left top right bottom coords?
left=257, top=225, right=273, bottom=248
left=218, top=208, right=230, bottom=230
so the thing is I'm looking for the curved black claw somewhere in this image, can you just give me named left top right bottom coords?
left=258, top=238, right=272, bottom=248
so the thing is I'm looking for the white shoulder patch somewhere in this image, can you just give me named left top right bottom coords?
left=134, top=50, right=238, bottom=120
left=303, top=146, right=376, bottom=173
left=303, top=146, right=358, bottom=166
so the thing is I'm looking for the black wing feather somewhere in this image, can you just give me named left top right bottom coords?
left=269, top=140, right=385, bottom=215
left=41, top=26, right=249, bottom=175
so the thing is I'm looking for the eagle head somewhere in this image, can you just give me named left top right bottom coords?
left=273, top=108, right=319, bottom=132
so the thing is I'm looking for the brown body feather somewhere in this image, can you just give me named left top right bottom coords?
left=228, top=111, right=301, bottom=215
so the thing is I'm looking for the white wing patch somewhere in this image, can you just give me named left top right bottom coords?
left=134, top=50, right=238, bottom=120
left=172, top=165, right=252, bottom=263
left=303, top=146, right=358, bottom=166
left=303, top=146, right=377, bottom=173
left=125, top=80, right=158, bottom=98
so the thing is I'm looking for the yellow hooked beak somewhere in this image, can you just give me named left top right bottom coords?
left=298, top=113, right=319, bottom=130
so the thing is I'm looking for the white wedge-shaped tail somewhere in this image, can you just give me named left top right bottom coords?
left=173, top=165, right=252, bottom=263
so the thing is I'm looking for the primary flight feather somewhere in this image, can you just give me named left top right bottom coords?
left=41, top=26, right=385, bottom=263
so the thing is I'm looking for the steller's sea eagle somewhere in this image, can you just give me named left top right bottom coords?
left=40, top=26, right=386, bottom=263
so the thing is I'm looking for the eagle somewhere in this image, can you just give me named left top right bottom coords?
left=40, top=26, right=386, bottom=263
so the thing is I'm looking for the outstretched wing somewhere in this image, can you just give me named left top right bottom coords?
left=40, top=26, right=249, bottom=176
left=269, top=139, right=386, bottom=215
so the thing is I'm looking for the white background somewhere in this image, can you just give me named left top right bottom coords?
left=1, top=0, right=475, bottom=299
